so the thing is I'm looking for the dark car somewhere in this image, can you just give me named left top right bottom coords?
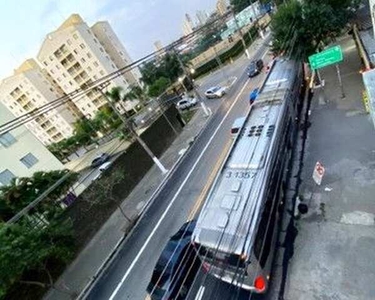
left=248, top=59, right=264, bottom=77
left=91, top=153, right=110, bottom=168
left=147, top=220, right=200, bottom=300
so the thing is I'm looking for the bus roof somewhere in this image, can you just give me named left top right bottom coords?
left=192, top=59, right=299, bottom=256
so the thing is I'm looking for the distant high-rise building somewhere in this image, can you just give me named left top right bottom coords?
left=37, top=14, right=140, bottom=119
left=182, top=13, right=194, bottom=36
left=196, top=10, right=208, bottom=26
left=0, top=59, right=79, bottom=145
left=154, top=40, right=163, bottom=52
left=217, top=0, right=228, bottom=16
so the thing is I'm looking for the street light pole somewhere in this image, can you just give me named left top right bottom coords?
left=178, top=77, right=188, bottom=93
left=173, top=49, right=210, bottom=117
left=231, top=6, right=250, bottom=59
left=96, top=87, right=169, bottom=174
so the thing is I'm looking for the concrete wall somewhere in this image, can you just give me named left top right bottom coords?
left=64, top=105, right=183, bottom=248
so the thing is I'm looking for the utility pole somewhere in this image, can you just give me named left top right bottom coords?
left=173, top=49, right=210, bottom=117
left=231, top=6, right=250, bottom=59
left=96, top=86, right=169, bottom=174
left=335, top=64, right=345, bottom=98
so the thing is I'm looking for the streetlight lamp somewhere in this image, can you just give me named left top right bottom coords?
left=178, top=77, right=188, bottom=93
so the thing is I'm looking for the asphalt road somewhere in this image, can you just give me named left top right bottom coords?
left=86, top=40, right=271, bottom=300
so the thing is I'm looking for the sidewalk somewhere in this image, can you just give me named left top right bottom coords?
left=44, top=109, right=209, bottom=300
left=285, top=35, right=375, bottom=300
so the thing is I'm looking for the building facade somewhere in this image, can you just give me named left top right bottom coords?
left=216, top=0, right=228, bottom=16
left=0, top=59, right=79, bottom=145
left=154, top=40, right=163, bottom=52
left=37, top=14, right=137, bottom=119
left=0, top=102, right=63, bottom=186
left=370, top=0, right=375, bottom=38
left=183, top=13, right=194, bottom=36
left=196, top=10, right=208, bottom=26
left=91, top=21, right=142, bottom=87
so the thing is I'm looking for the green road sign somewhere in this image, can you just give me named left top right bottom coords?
left=308, top=46, right=343, bottom=70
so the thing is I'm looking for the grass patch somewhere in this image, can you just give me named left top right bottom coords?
left=181, top=109, right=197, bottom=124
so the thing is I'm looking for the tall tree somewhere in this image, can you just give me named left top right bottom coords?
left=148, top=77, right=170, bottom=97
left=0, top=170, right=78, bottom=222
left=270, top=0, right=354, bottom=60
left=0, top=220, right=75, bottom=298
left=230, top=0, right=249, bottom=13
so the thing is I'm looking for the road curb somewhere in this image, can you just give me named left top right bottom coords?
left=76, top=112, right=212, bottom=300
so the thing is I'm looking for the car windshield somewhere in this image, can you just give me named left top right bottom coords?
left=211, top=87, right=220, bottom=92
left=248, top=62, right=256, bottom=71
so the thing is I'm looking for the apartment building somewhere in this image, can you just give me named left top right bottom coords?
left=0, top=102, right=63, bottom=186
left=37, top=14, right=139, bottom=118
left=217, top=0, right=228, bottom=16
left=91, top=21, right=142, bottom=87
left=0, top=59, right=79, bottom=145
left=183, top=13, right=194, bottom=36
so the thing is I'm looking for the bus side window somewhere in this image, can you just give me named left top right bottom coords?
left=253, top=198, right=278, bottom=267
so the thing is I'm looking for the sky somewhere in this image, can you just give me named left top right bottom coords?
left=0, top=0, right=217, bottom=79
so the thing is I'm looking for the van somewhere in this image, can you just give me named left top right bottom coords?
left=231, top=117, right=246, bottom=137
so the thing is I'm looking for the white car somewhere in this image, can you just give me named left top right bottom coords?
left=205, top=86, right=226, bottom=99
left=92, top=161, right=112, bottom=181
left=176, top=97, right=197, bottom=110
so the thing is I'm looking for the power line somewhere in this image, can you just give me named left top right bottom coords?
left=0, top=11, right=232, bottom=135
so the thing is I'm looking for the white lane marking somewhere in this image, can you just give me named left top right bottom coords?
left=195, top=286, right=206, bottom=300
left=261, top=49, right=268, bottom=59
left=109, top=59, right=258, bottom=300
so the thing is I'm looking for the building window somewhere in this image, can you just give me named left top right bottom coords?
left=87, top=29, right=91, bottom=35
left=67, top=39, right=72, bottom=45
left=99, top=47, right=104, bottom=52
left=0, top=132, right=17, bottom=147
left=93, top=38, right=98, bottom=43
left=49, top=56, right=53, bottom=61
left=87, top=52, right=92, bottom=58
left=119, top=51, right=123, bottom=56
left=73, top=49, right=78, bottom=54
left=87, top=103, right=91, bottom=108
left=0, top=169, right=15, bottom=186
left=93, top=61, right=99, bottom=67
left=56, top=64, right=60, bottom=70
left=87, top=66, right=92, bottom=72
left=43, top=61, right=48, bottom=66
left=81, top=58, right=86, bottom=63
left=99, top=70, right=105, bottom=76
left=57, top=77, right=61, bottom=82
left=73, top=33, right=78, bottom=39
left=20, top=153, right=39, bottom=169
left=69, top=81, right=73, bottom=86
left=50, top=88, right=54, bottom=92
left=62, top=73, right=67, bottom=78
left=80, top=43, right=86, bottom=49
left=50, top=69, right=54, bottom=74
left=111, top=64, right=116, bottom=69
left=93, top=75, right=98, bottom=80
left=37, top=94, right=41, bottom=98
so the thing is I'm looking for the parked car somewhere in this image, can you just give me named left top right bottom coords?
left=231, top=117, right=246, bottom=138
left=176, top=97, right=197, bottom=110
left=146, top=220, right=200, bottom=300
left=91, top=153, right=110, bottom=168
left=205, top=86, right=226, bottom=99
left=247, top=59, right=264, bottom=77
left=92, top=161, right=112, bottom=181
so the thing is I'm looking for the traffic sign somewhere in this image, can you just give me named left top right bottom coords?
left=312, top=161, right=325, bottom=186
left=308, top=46, right=343, bottom=70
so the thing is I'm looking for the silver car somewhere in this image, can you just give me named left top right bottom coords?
left=205, top=86, right=226, bottom=99
left=176, top=97, right=197, bottom=110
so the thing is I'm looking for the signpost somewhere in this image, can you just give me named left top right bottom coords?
left=308, top=46, right=343, bottom=70
left=312, top=161, right=325, bottom=186
left=308, top=45, right=345, bottom=98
